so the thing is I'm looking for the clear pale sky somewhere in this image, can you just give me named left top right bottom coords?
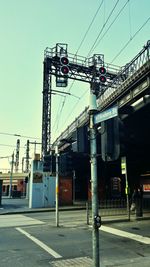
left=0, top=0, right=149, bottom=172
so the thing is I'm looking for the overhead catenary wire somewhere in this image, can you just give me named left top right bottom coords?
left=90, top=0, right=130, bottom=52
left=0, top=132, right=40, bottom=140
left=52, top=88, right=89, bottom=142
left=52, top=1, right=105, bottom=136
left=52, top=0, right=139, bottom=138
left=56, top=0, right=121, bottom=132
left=75, top=0, right=104, bottom=55
left=52, top=0, right=149, bottom=142
left=128, top=0, right=132, bottom=40
left=111, top=16, right=150, bottom=63
left=87, top=0, right=121, bottom=57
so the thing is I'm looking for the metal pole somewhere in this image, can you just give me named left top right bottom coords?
left=124, top=156, right=130, bottom=220
left=26, top=181, right=29, bottom=199
left=73, top=170, right=76, bottom=204
left=121, top=156, right=130, bottom=220
left=9, top=152, right=14, bottom=198
left=90, top=113, right=100, bottom=267
left=55, top=145, right=59, bottom=227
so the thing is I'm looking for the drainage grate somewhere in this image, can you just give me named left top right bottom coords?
left=50, top=256, right=93, bottom=267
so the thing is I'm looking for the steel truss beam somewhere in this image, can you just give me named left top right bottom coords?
left=42, top=41, right=150, bottom=155
left=52, top=41, right=150, bottom=147
left=42, top=44, right=120, bottom=155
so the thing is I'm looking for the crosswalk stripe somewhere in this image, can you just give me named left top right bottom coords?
left=16, top=227, right=62, bottom=259
left=100, top=225, right=150, bottom=244
left=0, top=214, right=45, bottom=227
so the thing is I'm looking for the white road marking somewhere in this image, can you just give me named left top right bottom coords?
left=100, top=225, right=150, bottom=244
left=16, top=227, right=62, bottom=259
left=0, top=214, right=45, bottom=228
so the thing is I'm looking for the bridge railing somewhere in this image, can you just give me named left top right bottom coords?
left=98, top=40, right=150, bottom=109
left=53, top=41, right=150, bottom=145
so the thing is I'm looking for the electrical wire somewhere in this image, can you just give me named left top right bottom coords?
left=128, top=0, right=132, bottom=40
left=91, top=0, right=129, bottom=52
left=55, top=0, right=120, bottom=132
left=0, top=143, right=26, bottom=149
left=53, top=97, right=66, bottom=137
left=58, top=88, right=89, bottom=132
left=52, top=0, right=149, bottom=142
left=52, top=1, right=105, bottom=137
left=75, top=0, right=104, bottom=55
left=111, top=16, right=150, bottom=63
left=0, top=132, right=40, bottom=140
left=87, top=0, right=121, bottom=57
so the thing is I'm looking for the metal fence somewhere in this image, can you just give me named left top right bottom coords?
left=86, top=197, right=150, bottom=224
left=86, top=198, right=127, bottom=225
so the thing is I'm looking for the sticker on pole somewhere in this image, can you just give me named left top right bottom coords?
left=94, top=105, right=118, bottom=125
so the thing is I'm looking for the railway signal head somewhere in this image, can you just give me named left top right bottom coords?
left=99, top=66, right=107, bottom=84
left=60, top=56, right=69, bottom=75
left=99, top=66, right=106, bottom=75
left=61, top=65, right=69, bottom=75
left=99, top=75, right=107, bottom=83
left=60, top=56, right=69, bottom=65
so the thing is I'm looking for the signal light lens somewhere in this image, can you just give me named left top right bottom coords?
left=99, top=75, right=106, bottom=83
left=99, top=66, right=106, bottom=75
left=60, top=57, right=69, bottom=65
left=61, top=66, right=69, bottom=75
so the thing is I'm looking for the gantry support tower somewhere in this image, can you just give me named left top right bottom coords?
left=41, top=43, right=131, bottom=157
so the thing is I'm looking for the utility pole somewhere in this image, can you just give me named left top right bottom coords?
left=25, top=140, right=30, bottom=173
left=89, top=91, right=101, bottom=267
left=55, top=145, right=59, bottom=227
left=15, top=139, right=20, bottom=172
left=9, top=152, right=14, bottom=198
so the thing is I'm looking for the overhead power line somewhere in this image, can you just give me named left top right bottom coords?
left=52, top=1, right=105, bottom=135
left=87, top=0, right=120, bottom=57
left=75, top=0, right=104, bottom=55
left=55, top=0, right=120, bottom=133
left=91, top=0, right=129, bottom=52
left=0, top=143, right=24, bottom=148
left=111, top=16, right=150, bottom=63
left=0, top=132, right=40, bottom=140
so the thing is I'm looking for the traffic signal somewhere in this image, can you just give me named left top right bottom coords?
left=43, top=154, right=56, bottom=173
left=59, top=152, right=73, bottom=175
left=43, top=155, right=51, bottom=172
left=60, top=56, right=69, bottom=75
left=99, top=66, right=107, bottom=84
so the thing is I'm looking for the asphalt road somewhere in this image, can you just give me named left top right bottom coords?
left=0, top=210, right=150, bottom=267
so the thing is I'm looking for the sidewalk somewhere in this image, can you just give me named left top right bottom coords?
left=0, top=197, right=86, bottom=215
left=1, top=197, right=150, bottom=223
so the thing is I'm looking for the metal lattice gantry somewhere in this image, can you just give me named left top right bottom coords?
left=51, top=40, right=150, bottom=146
left=42, top=61, right=52, bottom=157
left=41, top=43, right=121, bottom=156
